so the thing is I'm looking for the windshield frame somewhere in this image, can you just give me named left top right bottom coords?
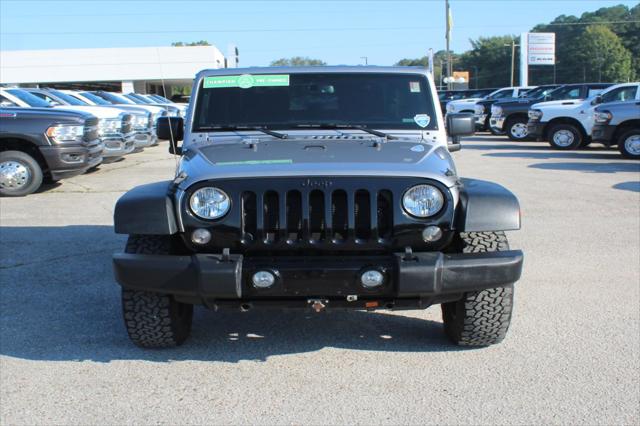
left=191, top=71, right=439, bottom=134
left=6, top=89, right=52, bottom=108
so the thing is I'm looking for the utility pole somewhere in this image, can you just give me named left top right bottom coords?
left=445, top=0, right=452, bottom=90
left=504, top=40, right=519, bottom=86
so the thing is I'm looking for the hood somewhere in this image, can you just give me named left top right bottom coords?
left=532, top=99, right=586, bottom=110
left=52, top=105, right=124, bottom=118
left=449, top=97, right=483, bottom=105
left=177, top=137, right=459, bottom=189
left=111, top=103, right=165, bottom=115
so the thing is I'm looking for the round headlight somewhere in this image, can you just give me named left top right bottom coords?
left=189, top=187, right=231, bottom=219
left=402, top=185, right=444, bottom=218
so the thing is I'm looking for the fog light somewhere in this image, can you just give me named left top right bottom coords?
left=422, top=226, right=442, bottom=242
left=361, top=270, right=384, bottom=288
left=191, top=228, right=211, bottom=245
left=252, top=271, right=276, bottom=288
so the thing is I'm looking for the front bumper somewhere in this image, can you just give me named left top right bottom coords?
left=474, top=113, right=487, bottom=129
left=102, top=135, right=136, bottom=157
left=490, top=115, right=505, bottom=131
left=40, top=140, right=104, bottom=181
left=527, top=120, right=547, bottom=140
left=591, top=124, right=616, bottom=146
left=132, top=131, right=157, bottom=149
left=113, top=250, right=523, bottom=307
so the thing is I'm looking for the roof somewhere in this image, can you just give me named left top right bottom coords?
left=195, top=65, right=431, bottom=80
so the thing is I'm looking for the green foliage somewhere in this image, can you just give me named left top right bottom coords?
left=270, top=57, right=326, bottom=66
left=171, top=41, right=211, bottom=47
left=457, top=36, right=519, bottom=88
left=572, top=25, right=633, bottom=82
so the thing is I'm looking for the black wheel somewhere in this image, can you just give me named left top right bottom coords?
left=617, top=128, right=640, bottom=159
left=121, top=235, right=193, bottom=348
left=505, top=116, right=529, bottom=141
left=0, top=150, right=43, bottom=196
left=547, top=123, right=583, bottom=150
left=441, top=231, right=514, bottom=346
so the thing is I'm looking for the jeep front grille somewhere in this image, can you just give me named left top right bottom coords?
left=240, top=187, right=394, bottom=245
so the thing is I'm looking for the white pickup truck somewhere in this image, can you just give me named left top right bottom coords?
left=527, top=82, right=640, bottom=150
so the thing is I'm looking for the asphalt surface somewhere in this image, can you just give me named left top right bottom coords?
left=1, top=136, right=639, bottom=425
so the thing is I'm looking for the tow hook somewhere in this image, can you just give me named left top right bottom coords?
left=308, top=298, right=328, bottom=312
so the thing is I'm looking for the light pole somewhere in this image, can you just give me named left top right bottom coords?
left=504, top=40, right=520, bottom=86
left=360, top=56, right=368, bottom=65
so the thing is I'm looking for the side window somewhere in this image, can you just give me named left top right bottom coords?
left=31, top=93, right=56, bottom=104
left=602, top=87, right=637, bottom=103
left=587, top=88, right=605, bottom=97
left=0, top=95, right=18, bottom=107
left=564, top=88, right=581, bottom=99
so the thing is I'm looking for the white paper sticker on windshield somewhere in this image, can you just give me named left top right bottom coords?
left=413, top=114, right=431, bottom=128
left=409, top=81, right=421, bottom=93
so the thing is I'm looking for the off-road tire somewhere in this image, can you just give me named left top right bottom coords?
left=121, top=235, right=193, bottom=348
left=548, top=123, right=583, bottom=150
left=441, top=231, right=514, bottom=346
left=505, top=116, right=529, bottom=141
left=617, top=128, right=640, bottom=159
left=0, top=150, right=43, bottom=197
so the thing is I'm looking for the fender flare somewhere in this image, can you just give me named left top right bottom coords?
left=114, top=181, right=178, bottom=235
left=456, top=178, right=521, bottom=232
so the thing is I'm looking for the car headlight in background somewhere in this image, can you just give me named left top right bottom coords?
left=46, top=124, right=84, bottom=143
left=446, top=103, right=455, bottom=113
left=402, top=184, right=444, bottom=218
left=189, top=187, right=231, bottom=219
left=474, top=104, right=485, bottom=114
left=528, top=109, right=543, bottom=120
left=98, top=118, right=122, bottom=135
left=491, top=105, right=503, bottom=116
left=594, top=111, right=612, bottom=124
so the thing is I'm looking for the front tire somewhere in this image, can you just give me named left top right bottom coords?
left=121, top=235, right=193, bottom=348
left=548, top=123, right=583, bottom=150
left=0, top=150, right=43, bottom=197
left=441, top=231, right=514, bottom=346
left=506, top=117, right=529, bottom=141
left=617, top=128, right=640, bottom=159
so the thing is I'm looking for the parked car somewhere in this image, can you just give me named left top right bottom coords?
left=438, top=88, right=495, bottom=115
left=470, top=86, right=535, bottom=133
left=0, top=88, right=136, bottom=160
left=490, top=83, right=611, bottom=141
left=123, top=93, right=186, bottom=117
left=592, top=100, right=640, bottom=159
left=528, top=82, right=640, bottom=150
left=112, top=66, right=523, bottom=348
left=88, top=91, right=170, bottom=139
left=0, top=107, right=103, bottom=196
left=447, top=86, right=533, bottom=117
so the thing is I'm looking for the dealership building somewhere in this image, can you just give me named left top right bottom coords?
left=0, top=45, right=228, bottom=96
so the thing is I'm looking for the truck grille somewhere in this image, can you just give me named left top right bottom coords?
left=121, top=114, right=133, bottom=134
left=83, top=117, right=99, bottom=143
left=240, top=186, right=394, bottom=245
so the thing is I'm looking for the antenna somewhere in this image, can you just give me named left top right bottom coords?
left=156, top=47, right=179, bottom=175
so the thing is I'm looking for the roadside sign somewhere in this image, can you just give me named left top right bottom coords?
left=527, top=32, right=555, bottom=65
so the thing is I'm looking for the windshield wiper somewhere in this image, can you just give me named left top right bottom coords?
left=199, top=125, right=288, bottom=139
left=294, top=123, right=398, bottom=140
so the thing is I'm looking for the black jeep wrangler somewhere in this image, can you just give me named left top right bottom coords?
left=113, top=67, right=523, bottom=348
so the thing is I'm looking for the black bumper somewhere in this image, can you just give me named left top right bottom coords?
left=113, top=250, right=523, bottom=307
left=40, top=142, right=103, bottom=180
left=591, top=124, right=616, bottom=146
left=527, top=121, right=546, bottom=140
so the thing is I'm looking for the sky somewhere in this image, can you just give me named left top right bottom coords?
left=0, top=0, right=637, bottom=66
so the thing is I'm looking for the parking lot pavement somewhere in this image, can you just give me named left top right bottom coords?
left=1, top=136, right=639, bottom=425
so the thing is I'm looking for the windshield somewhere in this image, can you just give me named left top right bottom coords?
left=488, top=89, right=514, bottom=100
left=124, top=93, right=152, bottom=104
left=148, top=94, right=171, bottom=104
left=48, top=90, right=87, bottom=106
left=6, top=89, right=51, bottom=107
left=547, top=85, right=582, bottom=101
left=78, top=92, right=111, bottom=105
left=193, top=72, right=437, bottom=132
left=523, top=86, right=553, bottom=99
left=95, top=92, right=135, bottom=105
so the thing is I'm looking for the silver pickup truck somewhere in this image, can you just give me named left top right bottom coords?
left=592, top=100, right=640, bottom=159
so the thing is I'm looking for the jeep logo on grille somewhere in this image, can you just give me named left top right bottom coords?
left=301, top=179, right=333, bottom=188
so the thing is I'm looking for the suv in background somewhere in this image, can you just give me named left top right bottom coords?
left=528, top=82, right=640, bottom=150
left=491, top=83, right=611, bottom=141
left=0, top=107, right=103, bottom=196
left=1, top=88, right=136, bottom=160
left=592, top=100, right=640, bottom=159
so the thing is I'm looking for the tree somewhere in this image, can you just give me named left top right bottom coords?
left=457, top=36, right=519, bottom=88
left=270, top=57, right=326, bottom=66
left=171, top=40, right=211, bottom=47
left=572, top=25, right=633, bottom=82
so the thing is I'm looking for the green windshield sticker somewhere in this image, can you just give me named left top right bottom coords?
left=215, top=159, right=293, bottom=166
left=204, top=74, right=290, bottom=89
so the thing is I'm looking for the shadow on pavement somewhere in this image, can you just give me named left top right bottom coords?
left=528, top=162, right=640, bottom=174
left=613, top=181, right=640, bottom=193
left=0, top=226, right=460, bottom=364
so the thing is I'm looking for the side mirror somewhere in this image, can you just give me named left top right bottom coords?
left=591, top=95, right=603, bottom=106
left=447, top=112, right=475, bottom=138
left=157, top=116, right=184, bottom=154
